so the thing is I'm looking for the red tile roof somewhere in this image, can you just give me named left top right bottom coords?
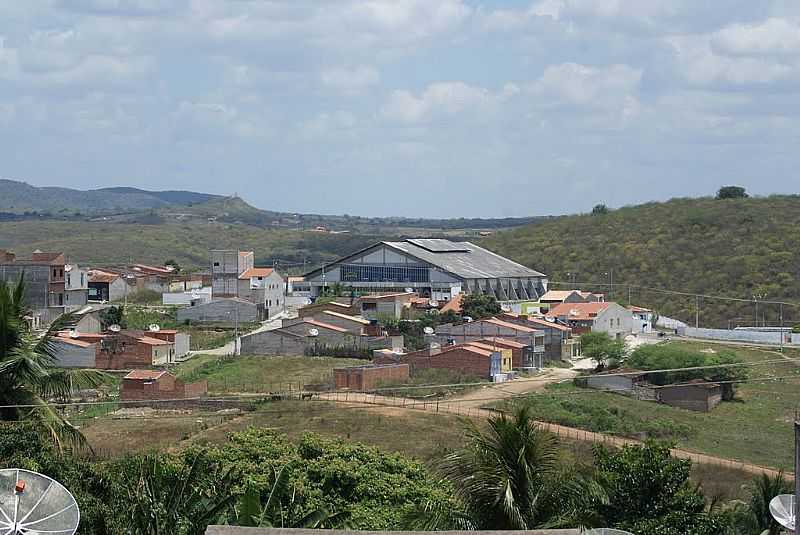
left=124, top=370, right=168, bottom=380
left=87, top=269, right=121, bottom=283
left=359, top=292, right=415, bottom=301
left=56, top=337, right=93, bottom=348
left=480, top=337, right=527, bottom=348
left=629, top=305, right=651, bottom=313
left=321, top=310, right=370, bottom=324
left=304, top=319, right=349, bottom=333
left=484, top=317, right=538, bottom=333
left=239, top=267, right=275, bottom=279
left=517, top=315, right=572, bottom=333
left=548, top=302, right=611, bottom=321
left=440, top=293, right=463, bottom=313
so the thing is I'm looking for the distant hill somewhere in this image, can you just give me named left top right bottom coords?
left=0, top=178, right=541, bottom=232
left=485, top=195, right=800, bottom=328
left=0, top=179, right=222, bottom=214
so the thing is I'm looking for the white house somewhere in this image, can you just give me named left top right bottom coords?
left=630, top=306, right=655, bottom=334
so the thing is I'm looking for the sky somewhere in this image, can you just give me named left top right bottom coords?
left=1, top=1, right=799, bottom=218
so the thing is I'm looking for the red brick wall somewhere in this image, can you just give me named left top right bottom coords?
left=121, top=376, right=208, bottom=401
left=334, top=364, right=409, bottom=391
left=96, top=341, right=154, bottom=369
left=406, top=347, right=491, bottom=378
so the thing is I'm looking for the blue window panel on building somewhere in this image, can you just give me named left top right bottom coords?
left=340, top=264, right=430, bottom=283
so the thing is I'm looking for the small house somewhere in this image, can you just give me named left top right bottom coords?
left=121, top=370, right=208, bottom=402
left=333, top=363, right=410, bottom=391
left=657, top=380, right=723, bottom=412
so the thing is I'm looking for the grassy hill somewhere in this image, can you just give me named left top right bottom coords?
left=485, top=195, right=800, bottom=328
left=0, top=220, right=376, bottom=270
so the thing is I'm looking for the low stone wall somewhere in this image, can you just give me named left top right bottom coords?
left=680, top=326, right=798, bottom=345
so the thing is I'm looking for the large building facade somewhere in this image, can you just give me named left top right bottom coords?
left=304, top=239, right=547, bottom=301
left=211, top=250, right=254, bottom=298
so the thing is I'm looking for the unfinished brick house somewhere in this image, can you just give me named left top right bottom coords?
left=375, top=343, right=503, bottom=379
left=61, top=330, right=175, bottom=369
left=333, top=363, right=410, bottom=391
left=120, top=370, right=208, bottom=402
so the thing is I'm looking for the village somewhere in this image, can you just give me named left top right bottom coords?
left=3, top=238, right=796, bottom=418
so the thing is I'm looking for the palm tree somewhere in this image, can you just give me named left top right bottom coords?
left=739, top=471, right=792, bottom=535
left=0, top=277, right=105, bottom=451
left=414, top=406, right=605, bottom=530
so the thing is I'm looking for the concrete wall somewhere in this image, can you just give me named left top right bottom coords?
left=593, top=303, right=633, bottom=338
left=586, top=374, right=635, bottom=394
left=177, top=299, right=260, bottom=324
left=680, top=326, right=799, bottom=345
left=658, top=384, right=722, bottom=412
left=174, top=333, right=190, bottom=357
left=52, top=340, right=96, bottom=368
left=240, top=330, right=307, bottom=356
left=76, top=314, right=102, bottom=334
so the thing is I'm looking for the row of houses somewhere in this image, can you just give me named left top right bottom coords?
left=53, top=326, right=189, bottom=369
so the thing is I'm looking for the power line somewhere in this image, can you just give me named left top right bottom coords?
left=549, top=280, right=800, bottom=308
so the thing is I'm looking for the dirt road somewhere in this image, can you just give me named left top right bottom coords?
left=318, top=384, right=789, bottom=480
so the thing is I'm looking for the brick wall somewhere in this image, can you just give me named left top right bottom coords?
left=121, top=376, right=208, bottom=401
left=404, top=347, right=492, bottom=378
left=334, top=364, right=410, bottom=391
left=96, top=341, right=154, bottom=369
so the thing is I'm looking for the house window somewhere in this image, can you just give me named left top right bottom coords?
left=58, top=293, right=63, bottom=306
left=213, top=262, right=220, bottom=267
left=67, top=274, right=71, bottom=285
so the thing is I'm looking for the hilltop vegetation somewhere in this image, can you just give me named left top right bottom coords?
left=487, top=194, right=800, bottom=327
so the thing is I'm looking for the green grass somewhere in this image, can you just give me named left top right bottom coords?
left=174, top=354, right=365, bottom=393
left=505, top=341, right=800, bottom=470
left=376, top=368, right=489, bottom=399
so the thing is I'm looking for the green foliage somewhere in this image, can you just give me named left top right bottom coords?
left=123, top=289, right=163, bottom=305
left=716, top=186, right=749, bottom=199
left=377, top=367, right=488, bottom=398
left=124, top=306, right=179, bottom=330
left=460, top=294, right=501, bottom=320
left=627, top=344, right=747, bottom=399
left=592, top=204, right=609, bottom=215
left=164, top=258, right=181, bottom=273
left=732, top=472, right=793, bottom=535
left=419, top=406, right=604, bottom=530
left=514, top=385, right=692, bottom=441
left=594, top=441, right=730, bottom=535
left=792, top=324, right=800, bottom=333
left=581, top=332, right=625, bottom=364
left=438, top=309, right=463, bottom=325
left=485, top=194, right=800, bottom=327
left=99, top=305, right=125, bottom=329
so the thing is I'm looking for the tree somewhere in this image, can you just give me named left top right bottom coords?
left=591, top=204, right=609, bottom=215
left=99, top=305, right=126, bottom=329
left=460, top=294, right=501, bottom=320
left=593, top=441, right=729, bottom=535
left=0, top=278, right=105, bottom=451
left=580, top=332, right=625, bottom=366
left=716, top=186, right=749, bottom=199
left=421, top=406, right=605, bottom=530
left=164, top=259, right=181, bottom=273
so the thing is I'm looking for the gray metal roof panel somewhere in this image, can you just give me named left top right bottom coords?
left=384, top=240, right=545, bottom=280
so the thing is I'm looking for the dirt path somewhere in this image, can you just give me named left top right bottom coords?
left=317, top=388, right=790, bottom=480
left=443, top=367, right=578, bottom=408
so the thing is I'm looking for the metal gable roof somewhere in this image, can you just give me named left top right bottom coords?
left=303, top=239, right=545, bottom=281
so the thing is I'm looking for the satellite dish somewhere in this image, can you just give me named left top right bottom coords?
left=769, top=494, right=795, bottom=531
left=308, top=328, right=319, bottom=337
left=501, top=305, right=512, bottom=312
left=582, top=530, right=634, bottom=535
left=429, top=300, right=438, bottom=308
left=0, top=468, right=80, bottom=534
left=463, top=316, right=473, bottom=323
left=423, top=326, right=435, bottom=335
left=404, top=288, right=413, bottom=293
left=148, top=324, right=161, bottom=332
left=545, top=316, right=556, bottom=323
left=108, top=324, right=121, bottom=333
left=69, top=330, right=79, bottom=339
left=569, top=309, right=579, bottom=316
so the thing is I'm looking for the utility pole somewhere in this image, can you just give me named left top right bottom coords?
left=695, top=295, right=700, bottom=329
left=780, top=303, right=785, bottom=353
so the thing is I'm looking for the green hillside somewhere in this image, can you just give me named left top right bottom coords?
left=0, top=220, right=376, bottom=271
left=486, top=195, right=800, bottom=328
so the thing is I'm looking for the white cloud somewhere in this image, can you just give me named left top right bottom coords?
left=669, top=36, right=795, bottom=86
left=712, top=18, right=800, bottom=55
left=320, top=66, right=380, bottom=94
left=533, top=63, right=642, bottom=108
left=381, top=81, right=494, bottom=123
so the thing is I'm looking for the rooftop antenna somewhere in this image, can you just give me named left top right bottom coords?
left=308, top=328, right=319, bottom=337
left=148, top=324, right=161, bottom=332
left=108, top=324, right=121, bottom=333
left=423, top=326, right=435, bottom=335
left=68, top=329, right=79, bottom=339
left=0, top=468, right=80, bottom=534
